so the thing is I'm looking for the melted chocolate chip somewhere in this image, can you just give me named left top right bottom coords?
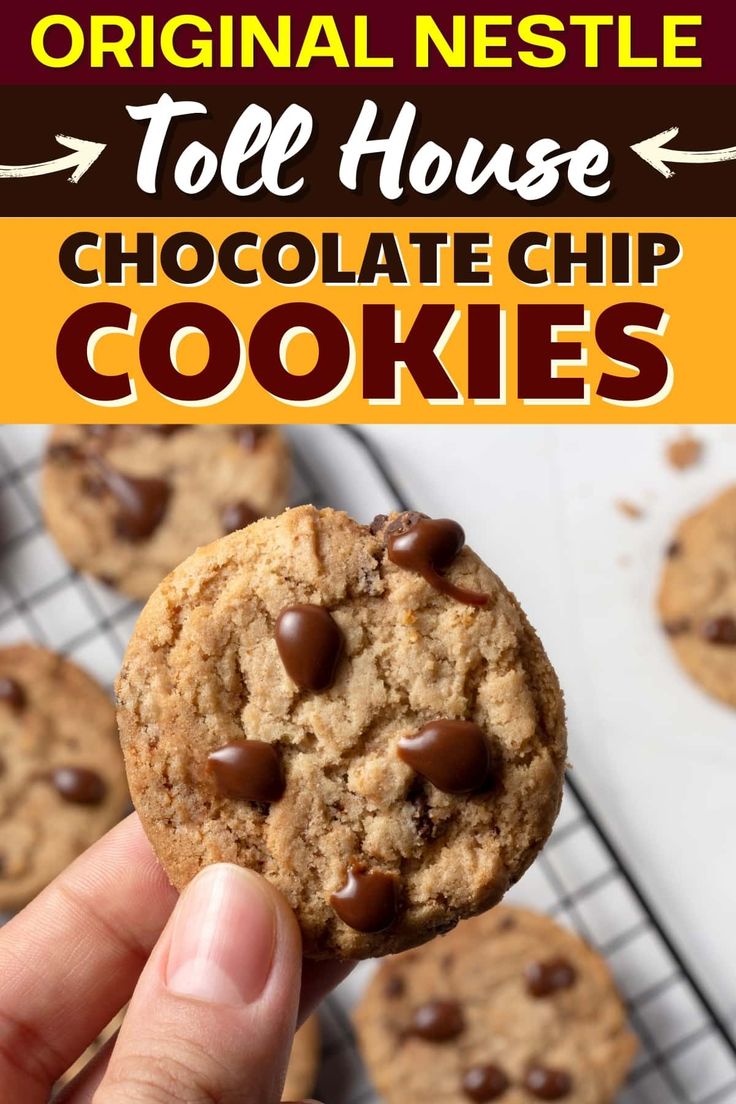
left=369, top=513, right=389, bottom=535
left=221, top=500, right=261, bottom=534
left=330, top=865, right=398, bottom=933
left=525, top=957, right=577, bottom=998
left=398, top=720, right=492, bottom=795
left=207, top=740, right=285, bottom=804
left=385, top=514, right=489, bottom=607
left=275, top=605, right=344, bottom=692
left=48, top=442, right=85, bottom=463
left=410, top=999, right=465, bottom=1042
left=663, top=618, right=691, bottom=637
left=384, top=974, right=406, bottom=999
left=234, top=425, right=268, bottom=451
left=701, top=615, right=736, bottom=645
left=0, top=677, right=26, bottom=711
left=524, top=1066, right=573, bottom=1100
left=89, top=461, right=171, bottom=541
left=51, top=767, right=106, bottom=805
left=462, top=1065, right=510, bottom=1101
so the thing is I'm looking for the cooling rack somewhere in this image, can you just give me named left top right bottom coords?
left=1, top=423, right=734, bottom=1104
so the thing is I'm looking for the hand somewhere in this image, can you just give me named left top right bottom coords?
left=0, top=814, right=351, bottom=1103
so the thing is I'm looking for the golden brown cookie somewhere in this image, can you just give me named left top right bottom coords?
left=283, top=1017, right=321, bottom=1101
left=0, top=644, right=129, bottom=912
left=659, top=485, right=736, bottom=707
left=116, top=506, right=566, bottom=959
left=42, top=424, right=291, bottom=601
left=355, top=906, right=637, bottom=1104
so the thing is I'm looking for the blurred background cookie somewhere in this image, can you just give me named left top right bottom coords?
left=42, top=425, right=291, bottom=601
left=283, top=1016, right=321, bottom=1101
left=659, top=485, right=736, bottom=708
left=0, top=643, right=129, bottom=912
left=355, top=905, right=636, bottom=1103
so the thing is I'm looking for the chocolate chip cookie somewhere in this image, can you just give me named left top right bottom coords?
left=355, top=906, right=637, bottom=1103
left=42, top=425, right=291, bottom=601
left=116, top=506, right=566, bottom=959
left=0, top=644, right=129, bottom=912
left=659, top=485, right=736, bottom=707
left=283, top=1017, right=321, bottom=1101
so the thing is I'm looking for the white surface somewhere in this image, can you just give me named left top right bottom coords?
left=358, top=424, right=736, bottom=1022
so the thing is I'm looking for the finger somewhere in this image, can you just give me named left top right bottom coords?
left=60, top=961, right=352, bottom=1103
left=0, top=814, right=176, bottom=1101
left=54, top=1032, right=119, bottom=1104
left=96, top=864, right=303, bottom=1104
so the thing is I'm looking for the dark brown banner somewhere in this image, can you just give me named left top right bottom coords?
left=1, top=1, right=732, bottom=86
left=2, top=85, right=736, bottom=216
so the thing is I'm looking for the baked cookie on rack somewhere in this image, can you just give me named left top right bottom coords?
left=659, top=485, right=736, bottom=708
left=0, top=643, right=129, bottom=912
left=116, top=506, right=566, bottom=959
left=355, top=905, right=637, bottom=1103
left=42, top=424, right=291, bottom=601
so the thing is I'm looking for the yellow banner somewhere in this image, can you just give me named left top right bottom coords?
left=1, top=217, right=729, bottom=422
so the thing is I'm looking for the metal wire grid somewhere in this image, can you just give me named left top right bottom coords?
left=1, top=424, right=735, bottom=1104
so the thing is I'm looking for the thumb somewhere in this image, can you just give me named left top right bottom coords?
left=94, top=864, right=302, bottom=1104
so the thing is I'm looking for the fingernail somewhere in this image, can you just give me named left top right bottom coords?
left=166, top=864, right=276, bottom=1005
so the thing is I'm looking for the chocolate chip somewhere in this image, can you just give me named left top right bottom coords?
left=51, top=767, right=106, bottom=805
left=525, top=958, right=577, bottom=998
left=330, top=865, right=398, bottom=933
left=0, top=677, right=26, bottom=711
left=462, top=1064, right=510, bottom=1101
left=221, top=500, right=261, bottom=534
left=398, top=720, right=493, bottom=795
left=207, top=740, right=285, bottom=804
left=666, top=540, right=682, bottom=558
left=663, top=618, right=691, bottom=637
left=385, top=510, right=427, bottom=537
left=384, top=974, right=405, bottom=999
left=524, top=1065, right=573, bottom=1100
left=87, top=459, right=171, bottom=541
left=410, top=999, right=465, bottom=1042
left=275, top=605, right=344, bottom=692
left=369, top=513, right=388, bottom=535
left=48, top=442, right=84, bottom=463
left=385, top=515, right=489, bottom=607
left=701, top=615, right=736, bottom=645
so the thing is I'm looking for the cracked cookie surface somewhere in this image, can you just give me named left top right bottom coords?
left=116, top=506, right=566, bottom=958
left=42, top=424, right=291, bottom=601
left=659, top=485, right=736, bottom=708
left=0, top=644, right=129, bottom=912
left=355, top=906, right=637, bottom=1104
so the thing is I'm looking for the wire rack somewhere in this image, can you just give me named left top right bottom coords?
left=1, top=424, right=735, bottom=1104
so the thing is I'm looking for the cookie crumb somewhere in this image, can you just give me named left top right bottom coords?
left=666, top=432, right=703, bottom=471
left=615, top=499, right=644, bottom=520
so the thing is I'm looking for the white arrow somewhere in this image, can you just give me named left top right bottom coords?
left=631, top=125, right=736, bottom=179
left=0, top=133, right=106, bottom=183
